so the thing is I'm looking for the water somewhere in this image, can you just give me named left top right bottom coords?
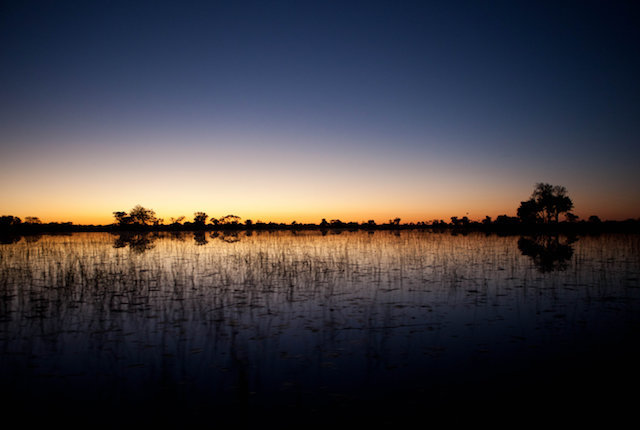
left=1, top=231, right=639, bottom=425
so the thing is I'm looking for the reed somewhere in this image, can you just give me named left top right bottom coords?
left=0, top=230, right=638, bottom=421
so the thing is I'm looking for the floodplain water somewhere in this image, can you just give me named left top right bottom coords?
left=1, top=230, right=639, bottom=425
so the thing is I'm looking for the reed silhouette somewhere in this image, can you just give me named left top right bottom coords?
left=2, top=231, right=638, bottom=426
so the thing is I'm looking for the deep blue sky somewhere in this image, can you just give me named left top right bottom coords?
left=1, top=1, right=639, bottom=222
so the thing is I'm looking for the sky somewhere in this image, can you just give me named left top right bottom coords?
left=1, top=0, right=639, bottom=224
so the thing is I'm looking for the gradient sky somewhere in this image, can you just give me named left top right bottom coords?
left=1, top=0, right=639, bottom=224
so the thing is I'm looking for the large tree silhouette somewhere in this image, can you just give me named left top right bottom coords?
left=193, top=212, right=208, bottom=228
left=518, top=183, right=574, bottom=224
left=129, top=205, right=157, bottom=225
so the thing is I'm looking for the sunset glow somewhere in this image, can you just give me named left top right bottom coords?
left=2, top=2, right=640, bottom=424
left=1, top=1, right=639, bottom=224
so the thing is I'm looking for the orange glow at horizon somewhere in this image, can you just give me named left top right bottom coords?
left=3, top=199, right=638, bottom=226
left=1, top=133, right=639, bottom=225
left=2, top=2, right=640, bottom=228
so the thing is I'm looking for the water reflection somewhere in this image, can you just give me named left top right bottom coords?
left=0, top=231, right=638, bottom=425
left=517, top=235, right=576, bottom=272
left=193, top=231, right=208, bottom=245
left=0, top=233, right=51, bottom=244
left=210, top=231, right=241, bottom=243
left=112, top=232, right=157, bottom=253
left=4, top=230, right=251, bottom=249
left=0, top=233, right=21, bottom=244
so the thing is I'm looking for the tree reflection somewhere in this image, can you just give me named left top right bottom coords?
left=113, top=233, right=157, bottom=254
left=0, top=233, right=21, bottom=244
left=194, top=231, right=208, bottom=246
left=517, top=235, right=576, bottom=272
left=170, top=231, right=187, bottom=241
left=209, top=231, right=241, bottom=243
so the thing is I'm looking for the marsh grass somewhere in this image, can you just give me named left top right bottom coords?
left=0, top=231, right=639, bottom=424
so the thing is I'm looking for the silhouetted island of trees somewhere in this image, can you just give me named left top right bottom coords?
left=1, top=183, right=639, bottom=236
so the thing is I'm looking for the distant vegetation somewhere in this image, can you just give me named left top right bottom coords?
left=1, top=183, right=638, bottom=234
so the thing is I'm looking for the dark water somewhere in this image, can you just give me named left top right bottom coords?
left=1, top=231, right=639, bottom=425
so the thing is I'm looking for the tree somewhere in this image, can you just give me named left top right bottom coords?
left=24, top=216, right=42, bottom=224
left=219, top=214, right=241, bottom=225
left=170, top=216, right=185, bottom=225
left=517, top=199, right=540, bottom=224
left=0, top=215, right=21, bottom=228
left=193, top=212, right=208, bottom=227
left=518, top=183, right=574, bottom=224
left=565, top=212, right=579, bottom=223
left=449, top=215, right=471, bottom=227
left=113, top=211, right=131, bottom=225
left=129, top=205, right=157, bottom=226
left=495, top=214, right=519, bottom=225
left=531, top=183, right=573, bottom=223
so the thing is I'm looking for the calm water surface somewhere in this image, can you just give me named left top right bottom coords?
left=1, top=231, right=639, bottom=425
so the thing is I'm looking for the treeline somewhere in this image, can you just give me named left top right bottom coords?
left=0, top=215, right=78, bottom=232
left=2, top=211, right=639, bottom=235
left=2, top=183, right=639, bottom=234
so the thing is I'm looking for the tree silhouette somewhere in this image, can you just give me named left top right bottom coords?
left=518, top=183, right=574, bottom=224
left=0, top=215, right=21, bottom=228
left=113, top=211, right=130, bottom=225
left=565, top=212, right=579, bottom=223
left=330, top=219, right=345, bottom=227
left=193, top=212, right=208, bottom=228
left=219, top=214, right=241, bottom=225
left=129, top=205, right=157, bottom=226
left=170, top=216, right=185, bottom=225
left=517, top=199, right=540, bottom=224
